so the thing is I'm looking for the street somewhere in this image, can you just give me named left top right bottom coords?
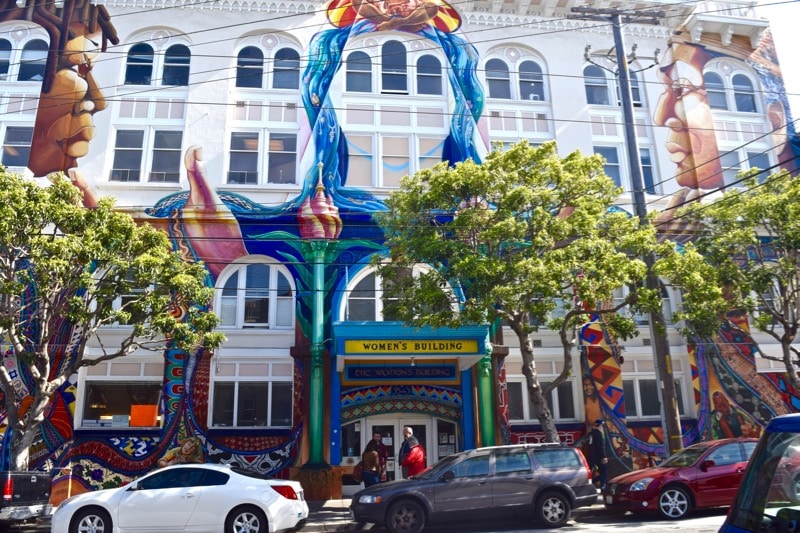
left=345, top=506, right=728, bottom=532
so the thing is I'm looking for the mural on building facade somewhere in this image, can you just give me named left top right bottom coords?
left=1, top=0, right=799, bottom=495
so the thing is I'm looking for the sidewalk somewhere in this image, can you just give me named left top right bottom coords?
left=300, top=498, right=356, bottom=532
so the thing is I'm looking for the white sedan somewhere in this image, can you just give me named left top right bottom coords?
left=51, top=463, right=308, bottom=533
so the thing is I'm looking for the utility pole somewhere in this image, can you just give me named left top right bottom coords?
left=571, top=7, right=684, bottom=456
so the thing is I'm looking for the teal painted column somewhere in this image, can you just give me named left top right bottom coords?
left=305, top=239, right=329, bottom=469
left=477, top=355, right=495, bottom=446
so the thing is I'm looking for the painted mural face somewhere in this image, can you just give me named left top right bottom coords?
left=328, top=0, right=460, bottom=33
left=653, top=42, right=722, bottom=190
left=28, top=23, right=107, bottom=177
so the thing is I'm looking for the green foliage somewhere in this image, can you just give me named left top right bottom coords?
left=375, top=140, right=658, bottom=338
left=0, top=169, right=222, bottom=468
left=659, top=171, right=800, bottom=380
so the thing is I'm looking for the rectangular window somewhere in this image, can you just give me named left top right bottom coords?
left=721, top=151, right=742, bottom=186
left=211, top=361, right=293, bottom=428
left=346, top=135, right=373, bottom=188
left=229, top=132, right=259, bottom=184
left=594, top=146, right=621, bottom=187
left=624, top=377, right=685, bottom=419
left=267, top=133, right=297, bottom=184
left=419, top=137, right=444, bottom=170
left=747, top=151, right=771, bottom=182
left=507, top=379, right=576, bottom=421
left=1, top=126, right=32, bottom=167
left=110, top=130, right=144, bottom=182
left=82, top=381, right=162, bottom=428
left=382, top=136, right=410, bottom=188
left=150, top=131, right=182, bottom=183
left=641, top=148, right=656, bottom=194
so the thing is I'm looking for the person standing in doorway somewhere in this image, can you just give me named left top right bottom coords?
left=361, top=431, right=388, bottom=487
left=588, top=419, right=608, bottom=490
left=399, top=426, right=426, bottom=478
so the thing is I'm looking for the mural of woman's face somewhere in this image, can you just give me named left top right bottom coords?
left=29, top=22, right=107, bottom=177
left=653, top=42, right=723, bottom=190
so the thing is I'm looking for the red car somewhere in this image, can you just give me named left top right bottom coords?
left=603, top=438, right=758, bottom=519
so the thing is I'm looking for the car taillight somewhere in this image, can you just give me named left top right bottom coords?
left=271, top=485, right=299, bottom=500
left=577, top=451, right=592, bottom=481
left=3, top=477, right=13, bottom=502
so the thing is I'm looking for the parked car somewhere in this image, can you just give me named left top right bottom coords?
left=350, top=443, right=597, bottom=533
left=721, top=413, right=800, bottom=533
left=51, top=463, right=308, bottom=533
left=0, top=470, right=51, bottom=529
left=603, top=437, right=757, bottom=520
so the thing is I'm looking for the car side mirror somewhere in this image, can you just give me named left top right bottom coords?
left=440, top=471, right=455, bottom=482
left=700, top=460, right=716, bottom=471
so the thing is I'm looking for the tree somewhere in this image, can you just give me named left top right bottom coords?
left=654, top=170, right=800, bottom=391
left=0, top=170, right=223, bottom=470
left=375, top=141, right=662, bottom=442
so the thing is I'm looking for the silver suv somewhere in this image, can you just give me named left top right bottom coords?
left=350, top=443, right=597, bottom=533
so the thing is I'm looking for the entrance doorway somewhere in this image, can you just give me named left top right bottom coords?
left=342, top=415, right=459, bottom=483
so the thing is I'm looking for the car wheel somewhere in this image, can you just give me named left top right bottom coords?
left=70, top=506, right=112, bottom=533
left=225, top=505, right=267, bottom=533
left=535, top=491, right=571, bottom=527
left=386, top=499, right=426, bottom=533
left=658, top=486, right=691, bottom=519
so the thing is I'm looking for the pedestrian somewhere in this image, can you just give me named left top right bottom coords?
left=399, top=426, right=426, bottom=478
left=361, top=430, right=388, bottom=487
left=587, top=419, right=608, bottom=489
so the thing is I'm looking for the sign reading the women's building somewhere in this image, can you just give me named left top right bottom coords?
left=344, top=339, right=479, bottom=354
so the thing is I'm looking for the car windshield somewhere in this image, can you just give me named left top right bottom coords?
left=414, top=453, right=463, bottom=479
left=659, top=443, right=713, bottom=467
left=726, top=432, right=800, bottom=532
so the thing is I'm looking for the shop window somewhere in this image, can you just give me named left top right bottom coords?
left=623, top=376, right=685, bottom=419
left=162, top=44, right=191, bottom=86
left=236, top=46, right=264, bottom=88
left=507, top=378, right=577, bottom=421
left=381, top=41, right=407, bottom=94
left=210, top=360, right=293, bottom=428
left=125, top=43, right=154, bottom=85
left=486, top=58, right=510, bottom=99
left=273, top=48, right=300, bottom=89
left=78, top=359, right=164, bottom=429
left=217, top=262, right=294, bottom=329
left=346, top=51, right=372, bottom=93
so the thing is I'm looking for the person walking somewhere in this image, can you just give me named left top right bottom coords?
left=399, top=426, right=426, bottom=478
left=361, top=430, right=388, bottom=487
left=588, top=419, right=608, bottom=490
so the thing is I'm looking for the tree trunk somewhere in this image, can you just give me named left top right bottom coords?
left=517, top=329, right=559, bottom=442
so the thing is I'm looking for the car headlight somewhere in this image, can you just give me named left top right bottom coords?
left=629, top=478, right=655, bottom=491
left=358, top=495, right=383, bottom=504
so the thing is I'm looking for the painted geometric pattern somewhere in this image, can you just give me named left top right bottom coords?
left=341, top=385, right=462, bottom=421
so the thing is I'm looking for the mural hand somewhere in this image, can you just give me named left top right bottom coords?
left=181, top=146, right=248, bottom=280
left=653, top=187, right=702, bottom=244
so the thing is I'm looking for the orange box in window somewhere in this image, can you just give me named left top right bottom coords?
left=130, top=404, right=158, bottom=427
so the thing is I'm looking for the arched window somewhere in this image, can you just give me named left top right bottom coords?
left=416, top=55, right=442, bottom=95
left=346, top=51, right=372, bottom=92
left=0, top=40, right=11, bottom=80
left=236, top=47, right=264, bottom=88
left=519, top=60, right=544, bottom=101
left=162, top=44, right=190, bottom=86
left=486, top=58, right=510, bottom=99
left=381, top=41, right=407, bottom=94
left=273, top=48, right=300, bottom=89
left=217, top=263, right=294, bottom=329
left=125, top=43, right=154, bottom=85
left=703, top=72, right=727, bottom=110
left=732, top=74, right=757, bottom=113
left=584, top=65, right=609, bottom=105
left=18, top=40, right=48, bottom=82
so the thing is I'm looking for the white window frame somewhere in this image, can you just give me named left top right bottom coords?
left=109, top=128, right=183, bottom=183
left=122, top=40, right=192, bottom=87
left=0, top=125, right=33, bottom=169
left=225, top=129, right=299, bottom=186
left=209, top=358, right=294, bottom=429
left=506, top=369, right=579, bottom=423
left=75, top=357, right=164, bottom=430
left=703, top=61, right=763, bottom=115
left=620, top=355, right=687, bottom=420
left=215, top=260, right=296, bottom=330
